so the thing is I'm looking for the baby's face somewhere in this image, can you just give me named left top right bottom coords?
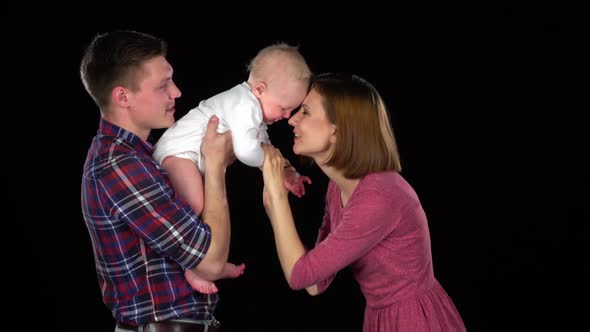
left=260, top=79, right=308, bottom=125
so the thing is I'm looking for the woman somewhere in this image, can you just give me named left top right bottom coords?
left=261, top=73, right=466, bottom=331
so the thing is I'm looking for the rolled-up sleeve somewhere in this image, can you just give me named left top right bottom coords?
left=106, top=153, right=212, bottom=269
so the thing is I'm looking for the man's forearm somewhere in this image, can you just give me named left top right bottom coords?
left=193, top=166, right=230, bottom=278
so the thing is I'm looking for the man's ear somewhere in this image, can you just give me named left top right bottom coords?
left=112, top=86, right=129, bottom=107
left=252, top=82, right=267, bottom=98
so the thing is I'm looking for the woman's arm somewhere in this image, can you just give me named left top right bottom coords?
left=261, top=145, right=318, bottom=294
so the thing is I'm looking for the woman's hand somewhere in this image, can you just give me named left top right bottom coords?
left=261, top=145, right=288, bottom=211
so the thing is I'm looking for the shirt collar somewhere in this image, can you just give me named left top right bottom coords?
left=98, top=118, right=154, bottom=156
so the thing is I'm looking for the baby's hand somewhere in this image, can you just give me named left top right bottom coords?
left=284, top=165, right=312, bottom=198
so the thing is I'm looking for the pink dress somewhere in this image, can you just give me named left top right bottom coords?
left=290, top=172, right=466, bottom=332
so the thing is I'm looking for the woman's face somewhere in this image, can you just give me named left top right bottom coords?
left=288, top=88, right=336, bottom=162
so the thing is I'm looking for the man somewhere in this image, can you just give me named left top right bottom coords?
left=80, top=30, right=233, bottom=332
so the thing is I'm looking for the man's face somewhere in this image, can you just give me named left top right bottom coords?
left=127, top=56, right=181, bottom=131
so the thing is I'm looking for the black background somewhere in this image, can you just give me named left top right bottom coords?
left=9, top=2, right=586, bottom=331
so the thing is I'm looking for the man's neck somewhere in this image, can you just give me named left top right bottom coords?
left=102, top=113, right=150, bottom=141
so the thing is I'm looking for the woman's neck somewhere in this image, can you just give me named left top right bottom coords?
left=319, top=165, right=360, bottom=207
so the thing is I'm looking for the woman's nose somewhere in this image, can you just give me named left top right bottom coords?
left=288, top=112, right=299, bottom=126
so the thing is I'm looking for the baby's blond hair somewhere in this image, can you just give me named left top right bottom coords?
left=247, top=43, right=311, bottom=86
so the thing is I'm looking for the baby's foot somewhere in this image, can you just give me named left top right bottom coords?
left=223, top=263, right=246, bottom=279
left=184, top=269, right=219, bottom=294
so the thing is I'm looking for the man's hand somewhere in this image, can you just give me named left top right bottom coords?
left=201, top=115, right=235, bottom=169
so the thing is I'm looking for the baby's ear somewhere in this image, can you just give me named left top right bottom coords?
left=252, top=82, right=267, bottom=97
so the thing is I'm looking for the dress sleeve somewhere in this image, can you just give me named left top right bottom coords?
left=309, top=207, right=337, bottom=293
left=289, top=187, right=401, bottom=290
left=104, top=153, right=212, bottom=269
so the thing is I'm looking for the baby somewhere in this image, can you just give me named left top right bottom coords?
left=153, top=43, right=312, bottom=293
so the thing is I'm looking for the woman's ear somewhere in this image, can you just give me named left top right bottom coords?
left=329, top=125, right=337, bottom=144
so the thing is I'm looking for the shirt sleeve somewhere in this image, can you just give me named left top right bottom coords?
left=103, top=153, right=211, bottom=270
left=289, top=186, right=402, bottom=290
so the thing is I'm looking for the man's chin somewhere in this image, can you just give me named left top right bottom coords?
left=158, top=119, right=175, bottom=129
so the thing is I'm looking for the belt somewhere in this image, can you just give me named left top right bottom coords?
left=116, top=319, right=221, bottom=332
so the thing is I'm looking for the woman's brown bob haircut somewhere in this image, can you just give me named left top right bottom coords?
left=312, top=73, right=402, bottom=178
